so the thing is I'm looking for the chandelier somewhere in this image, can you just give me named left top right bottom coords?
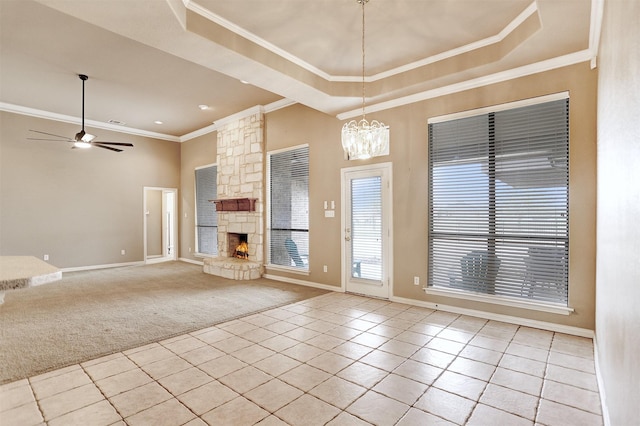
left=341, top=0, right=389, bottom=160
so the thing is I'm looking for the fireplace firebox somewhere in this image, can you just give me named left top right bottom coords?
left=228, top=233, right=249, bottom=259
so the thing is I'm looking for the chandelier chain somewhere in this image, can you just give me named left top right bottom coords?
left=341, top=0, right=389, bottom=161
left=361, top=0, right=366, bottom=119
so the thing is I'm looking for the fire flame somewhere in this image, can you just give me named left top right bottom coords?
left=235, top=242, right=249, bottom=259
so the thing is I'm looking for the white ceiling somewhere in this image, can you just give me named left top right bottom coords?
left=0, top=0, right=597, bottom=141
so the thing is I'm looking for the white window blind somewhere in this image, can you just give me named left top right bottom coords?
left=195, top=165, right=218, bottom=255
left=268, top=146, right=309, bottom=269
left=428, top=98, right=569, bottom=304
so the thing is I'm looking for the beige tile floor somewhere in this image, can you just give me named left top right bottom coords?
left=0, top=292, right=603, bottom=425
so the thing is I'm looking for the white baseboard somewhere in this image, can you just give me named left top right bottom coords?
left=391, top=295, right=594, bottom=338
left=263, top=274, right=342, bottom=293
left=593, top=337, right=611, bottom=426
left=61, top=261, right=144, bottom=273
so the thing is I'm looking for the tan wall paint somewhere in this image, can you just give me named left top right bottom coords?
left=179, top=132, right=217, bottom=262
left=596, top=0, right=640, bottom=423
left=0, top=112, right=180, bottom=268
left=265, top=62, right=597, bottom=330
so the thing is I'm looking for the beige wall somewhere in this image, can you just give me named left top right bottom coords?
left=265, top=62, right=598, bottom=330
left=0, top=112, right=180, bottom=268
left=596, top=0, right=640, bottom=423
left=179, top=132, right=217, bottom=262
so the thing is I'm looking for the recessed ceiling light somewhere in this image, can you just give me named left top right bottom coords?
left=198, top=104, right=210, bottom=110
left=154, top=120, right=163, bottom=125
left=240, top=80, right=249, bottom=84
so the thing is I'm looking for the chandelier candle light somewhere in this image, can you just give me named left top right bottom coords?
left=341, top=0, right=389, bottom=160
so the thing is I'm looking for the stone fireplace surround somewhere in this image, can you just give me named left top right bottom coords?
left=203, top=110, right=265, bottom=280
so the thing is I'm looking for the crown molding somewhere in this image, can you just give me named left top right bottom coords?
left=589, top=0, right=605, bottom=69
left=184, top=0, right=332, bottom=81
left=336, top=49, right=593, bottom=120
left=370, top=1, right=538, bottom=82
left=2, top=98, right=298, bottom=144
left=179, top=99, right=296, bottom=142
left=186, top=0, right=538, bottom=84
left=0, top=102, right=180, bottom=142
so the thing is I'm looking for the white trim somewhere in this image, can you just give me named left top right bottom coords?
left=593, top=337, right=612, bottom=426
left=266, top=264, right=310, bottom=276
left=184, top=0, right=333, bottom=81
left=178, top=257, right=204, bottom=266
left=266, top=142, right=310, bottom=157
left=61, top=261, right=144, bottom=273
left=392, top=295, right=592, bottom=338
left=589, top=0, right=606, bottom=69
left=0, top=102, right=180, bottom=142
left=337, top=50, right=591, bottom=120
left=194, top=164, right=218, bottom=256
left=209, top=105, right=264, bottom=130
left=263, top=273, right=342, bottom=293
left=185, top=0, right=538, bottom=84
left=264, top=98, right=298, bottom=114
left=265, top=144, right=310, bottom=268
left=195, top=162, right=217, bottom=171
left=427, top=91, right=569, bottom=124
left=180, top=123, right=217, bottom=142
left=424, top=287, right=574, bottom=316
left=143, top=187, right=178, bottom=264
left=340, top=162, right=394, bottom=299
left=371, top=2, right=538, bottom=82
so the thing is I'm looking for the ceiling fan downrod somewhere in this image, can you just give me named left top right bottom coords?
left=75, top=74, right=92, bottom=145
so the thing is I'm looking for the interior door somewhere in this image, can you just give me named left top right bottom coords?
left=342, top=163, right=392, bottom=298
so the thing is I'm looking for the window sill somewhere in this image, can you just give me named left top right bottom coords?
left=266, top=264, right=309, bottom=276
left=193, top=253, right=217, bottom=259
left=424, top=286, right=574, bottom=316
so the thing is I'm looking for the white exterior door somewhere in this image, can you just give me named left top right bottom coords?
left=341, top=163, right=393, bottom=299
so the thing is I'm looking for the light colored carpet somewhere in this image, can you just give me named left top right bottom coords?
left=0, top=256, right=62, bottom=291
left=0, top=261, right=328, bottom=384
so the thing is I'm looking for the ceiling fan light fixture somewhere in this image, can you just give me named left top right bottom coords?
left=74, top=141, right=91, bottom=149
left=341, top=0, right=389, bottom=160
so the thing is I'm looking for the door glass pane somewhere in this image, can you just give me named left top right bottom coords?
left=351, top=176, right=382, bottom=281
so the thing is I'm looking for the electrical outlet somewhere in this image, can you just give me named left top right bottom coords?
left=121, top=249, right=126, bottom=255
left=413, top=276, right=420, bottom=285
left=44, top=254, right=49, bottom=261
left=323, top=265, right=328, bottom=273
left=189, top=247, right=192, bottom=253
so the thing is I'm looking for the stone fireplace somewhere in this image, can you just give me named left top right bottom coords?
left=203, top=110, right=265, bottom=280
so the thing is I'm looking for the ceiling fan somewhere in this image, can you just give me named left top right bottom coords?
left=28, top=74, right=134, bottom=152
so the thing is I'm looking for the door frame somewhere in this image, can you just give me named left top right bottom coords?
left=143, top=187, right=178, bottom=264
left=340, top=162, right=393, bottom=298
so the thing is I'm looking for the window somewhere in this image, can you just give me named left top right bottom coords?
left=268, top=146, right=309, bottom=270
left=428, top=96, right=569, bottom=305
left=195, top=165, right=218, bottom=255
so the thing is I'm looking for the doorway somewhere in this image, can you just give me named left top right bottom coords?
left=341, top=163, right=393, bottom=298
left=144, top=187, right=177, bottom=263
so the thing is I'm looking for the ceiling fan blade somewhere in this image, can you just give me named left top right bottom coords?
left=93, top=141, right=134, bottom=147
left=29, top=129, right=71, bottom=140
left=27, top=138, right=73, bottom=142
left=92, top=143, right=123, bottom=152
